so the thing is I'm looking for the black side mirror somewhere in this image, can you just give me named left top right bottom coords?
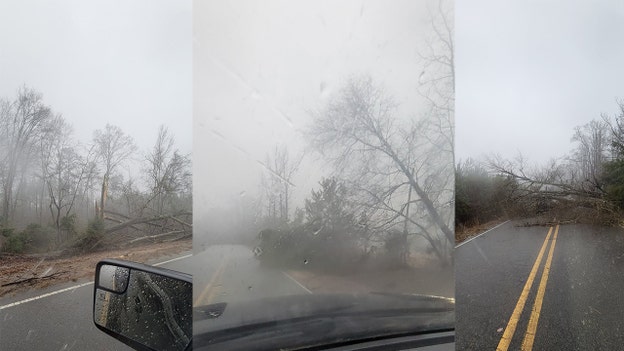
left=93, top=259, right=193, bottom=351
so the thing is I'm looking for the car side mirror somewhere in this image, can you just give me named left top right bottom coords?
left=93, top=259, right=193, bottom=351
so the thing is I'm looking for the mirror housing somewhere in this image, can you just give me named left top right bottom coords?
left=93, top=259, right=192, bottom=351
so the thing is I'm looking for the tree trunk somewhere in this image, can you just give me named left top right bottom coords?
left=100, top=175, right=108, bottom=219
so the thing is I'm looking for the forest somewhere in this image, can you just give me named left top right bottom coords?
left=0, top=86, right=192, bottom=254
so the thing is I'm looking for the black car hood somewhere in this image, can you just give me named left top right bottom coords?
left=193, top=293, right=454, bottom=350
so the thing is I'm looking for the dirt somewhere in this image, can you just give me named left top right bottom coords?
left=0, top=238, right=191, bottom=298
left=455, top=218, right=507, bottom=245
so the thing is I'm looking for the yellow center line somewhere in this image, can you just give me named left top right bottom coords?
left=496, top=226, right=553, bottom=351
left=194, top=256, right=229, bottom=306
left=521, top=224, right=560, bottom=351
left=98, top=291, right=111, bottom=326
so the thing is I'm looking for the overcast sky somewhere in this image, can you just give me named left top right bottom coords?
left=0, top=0, right=191, bottom=159
left=194, top=0, right=439, bottom=214
left=456, top=0, right=624, bottom=166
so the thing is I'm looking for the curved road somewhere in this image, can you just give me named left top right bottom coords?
left=0, top=252, right=192, bottom=350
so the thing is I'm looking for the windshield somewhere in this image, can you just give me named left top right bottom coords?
left=193, top=0, right=454, bottom=347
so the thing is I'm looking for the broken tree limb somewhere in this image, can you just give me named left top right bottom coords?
left=163, top=233, right=192, bottom=243
left=168, top=216, right=192, bottom=228
left=104, top=213, right=190, bottom=234
left=2, top=271, right=68, bottom=287
left=129, top=230, right=186, bottom=244
left=103, top=215, right=143, bottom=231
left=103, top=210, right=131, bottom=220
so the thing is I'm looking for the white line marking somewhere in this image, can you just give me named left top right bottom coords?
left=455, top=220, right=510, bottom=248
left=282, top=271, right=313, bottom=294
left=0, top=282, right=93, bottom=311
left=0, top=253, right=193, bottom=310
left=154, top=253, right=192, bottom=266
left=410, top=293, right=455, bottom=303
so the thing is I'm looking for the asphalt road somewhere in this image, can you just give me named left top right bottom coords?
left=0, top=252, right=192, bottom=351
left=456, top=221, right=624, bottom=350
left=192, top=244, right=311, bottom=307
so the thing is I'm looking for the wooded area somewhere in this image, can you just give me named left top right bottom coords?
left=0, top=86, right=192, bottom=254
left=456, top=99, right=624, bottom=230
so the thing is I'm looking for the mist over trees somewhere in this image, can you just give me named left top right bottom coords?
left=457, top=99, right=624, bottom=228
left=196, top=0, right=454, bottom=272
left=306, top=74, right=453, bottom=264
left=250, top=1, right=455, bottom=268
left=259, top=145, right=302, bottom=227
left=0, top=86, right=191, bottom=253
left=254, top=72, right=453, bottom=269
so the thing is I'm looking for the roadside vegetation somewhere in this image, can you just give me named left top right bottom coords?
left=456, top=99, right=624, bottom=237
left=0, top=86, right=192, bottom=256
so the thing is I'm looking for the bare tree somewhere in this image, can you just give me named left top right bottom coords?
left=39, top=116, right=76, bottom=241
left=570, top=119, right=609, bottom=189
left=145, top=125, right=191, bottom=215
left=38, top=116, right=99, bottom=243
left=0, top=87, right=53, bottom=225
left=307, top=75, right=453, bottom=264
left=418, top=0, right=454, bottom=154
left=93, top=124, right=137, bottom=219
left=602, top=99, right=624, bottom=159
left=259, top=145, right=302, bottom=224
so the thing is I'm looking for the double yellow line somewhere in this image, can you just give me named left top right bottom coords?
left=497, top=224, right=560, bottom=351
left=194, top=256, right=229, bottom=306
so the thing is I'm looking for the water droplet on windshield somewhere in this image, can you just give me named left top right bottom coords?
left=303, top=259, right=309, bottom=265
left=248, top=286, right=253, bottom=291
left=320, top=81, right=332, bottom=99
left=418, top=70, right=426, bottom=85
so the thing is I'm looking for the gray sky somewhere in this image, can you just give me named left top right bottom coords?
left=194, top=0, right=438, bottom=214
left=0, top=0, right=192, bottom=157
left=456, top=0, right=624, bottom=166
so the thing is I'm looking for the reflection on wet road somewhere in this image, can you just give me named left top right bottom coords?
left=192, top=245, right=311, bottom=307
left=457, top=222, right=624, bottom=350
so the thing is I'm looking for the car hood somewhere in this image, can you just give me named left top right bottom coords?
left=193, top=293, right=454, bottom=350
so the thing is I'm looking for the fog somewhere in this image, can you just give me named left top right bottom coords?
left=193, top=0, right=455, bottom=279
left=0, top=1, right=192, bottom=251
left=456, top=0, right=624, bottom=166
left=195, top=0, right=437, bottom=221
left=0, top=0, right=191, bottom=154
